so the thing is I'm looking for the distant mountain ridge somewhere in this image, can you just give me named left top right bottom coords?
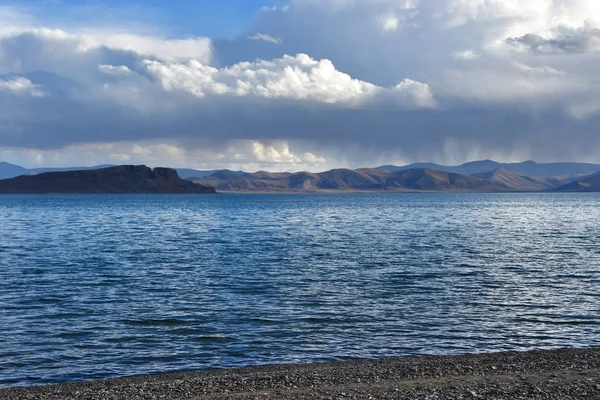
left=0, top=162, right=28, bottom=180
left=0, top=165, right=217, bottom=194
left=471, top=169, right=565, bottom=191
left=378, top=160, right=600, bottom=179
left=194, top=168, right=507, bottom=192
left=0, top=162, right=117, bottom=180
left=0, top=162, right=241, bottom=181
left=555, top=172, right=600, bottom=192
left=174, top=168, right=245, bottom=180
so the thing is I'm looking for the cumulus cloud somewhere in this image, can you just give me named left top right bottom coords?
left=98, top=64, right=132, bottom=75
left=389, top=79, right=436, bottom=108
left=143, top=54, right=376, bottom=104
left=0, top=77, right=44, bottom=96
left=251, top=141, right=325, bottom=165
left=252, top=141, right=301, bottom=163
left=143, top=54, right=434, bottom=107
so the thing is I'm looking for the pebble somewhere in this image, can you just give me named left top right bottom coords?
left=1, top=348, right=599, bottom=399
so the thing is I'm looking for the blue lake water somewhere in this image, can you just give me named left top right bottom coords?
left=1, top=193, right=600, bottom=387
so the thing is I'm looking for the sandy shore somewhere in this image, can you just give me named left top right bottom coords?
left=2, top=348, right=599, bottom=399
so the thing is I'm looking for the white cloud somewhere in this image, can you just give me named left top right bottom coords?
left=248, top=33, right=282, bottom=44
left=252, top=141, right=300, bottom=163
left=303, top=152, right=326, bottom=164
left=143, top=54, right=376, bottom=104
left=81, top=33, right=212, bottom=63
left=511, top=62, right=564, bottom=75
left=0, top=27, right=212, bottom=64
left=98, top=64, right=132, bottom=75
left=382, top=15, right=400, bottom=32
left=0, top=77, right=44, bottom=97
left=248, top=141, right=326, bottom=165
left=438, top=0, right=600, bottom=52
left=391, top=79, right=436, bottom=108
left=143, top=54, right=434, bottom=108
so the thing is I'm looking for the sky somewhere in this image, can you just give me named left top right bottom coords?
left=1, top=0, right=600, bottom=171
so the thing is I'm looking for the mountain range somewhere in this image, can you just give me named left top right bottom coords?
left=191, top=161, right=600, bottom=193
left=378, top=160, right=600, bottom=179
left=1, top=160, right=600, bottom=193
left=194, top=167, right=597, bottom=193
left=193, top=168, right=507, bottom=192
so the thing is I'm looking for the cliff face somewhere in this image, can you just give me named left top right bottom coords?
left=0, top=165, right=217, bottom=194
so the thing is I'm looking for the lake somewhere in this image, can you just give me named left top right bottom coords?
left=1, top=193, right=599, bottom=387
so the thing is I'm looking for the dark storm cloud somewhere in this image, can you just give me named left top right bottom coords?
left=507, top=29, right=600, bottom=54
left=2, top=80, right=599, bottom=164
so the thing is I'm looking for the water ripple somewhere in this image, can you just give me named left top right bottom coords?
left=1, top=193, right=600, bottom=387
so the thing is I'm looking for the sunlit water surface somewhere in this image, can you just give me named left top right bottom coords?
left=1, top=193, right=599, bottom=387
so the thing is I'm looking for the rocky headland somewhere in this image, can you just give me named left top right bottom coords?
left=0, top=165, right=217, bottom=194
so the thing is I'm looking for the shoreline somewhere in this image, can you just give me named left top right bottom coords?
left=207, top=190, right=548, bottom=195
left=2, top=348, right=599, bottom=399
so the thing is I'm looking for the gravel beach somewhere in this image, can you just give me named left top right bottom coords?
left=2, top=348, right=599, bottom=399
